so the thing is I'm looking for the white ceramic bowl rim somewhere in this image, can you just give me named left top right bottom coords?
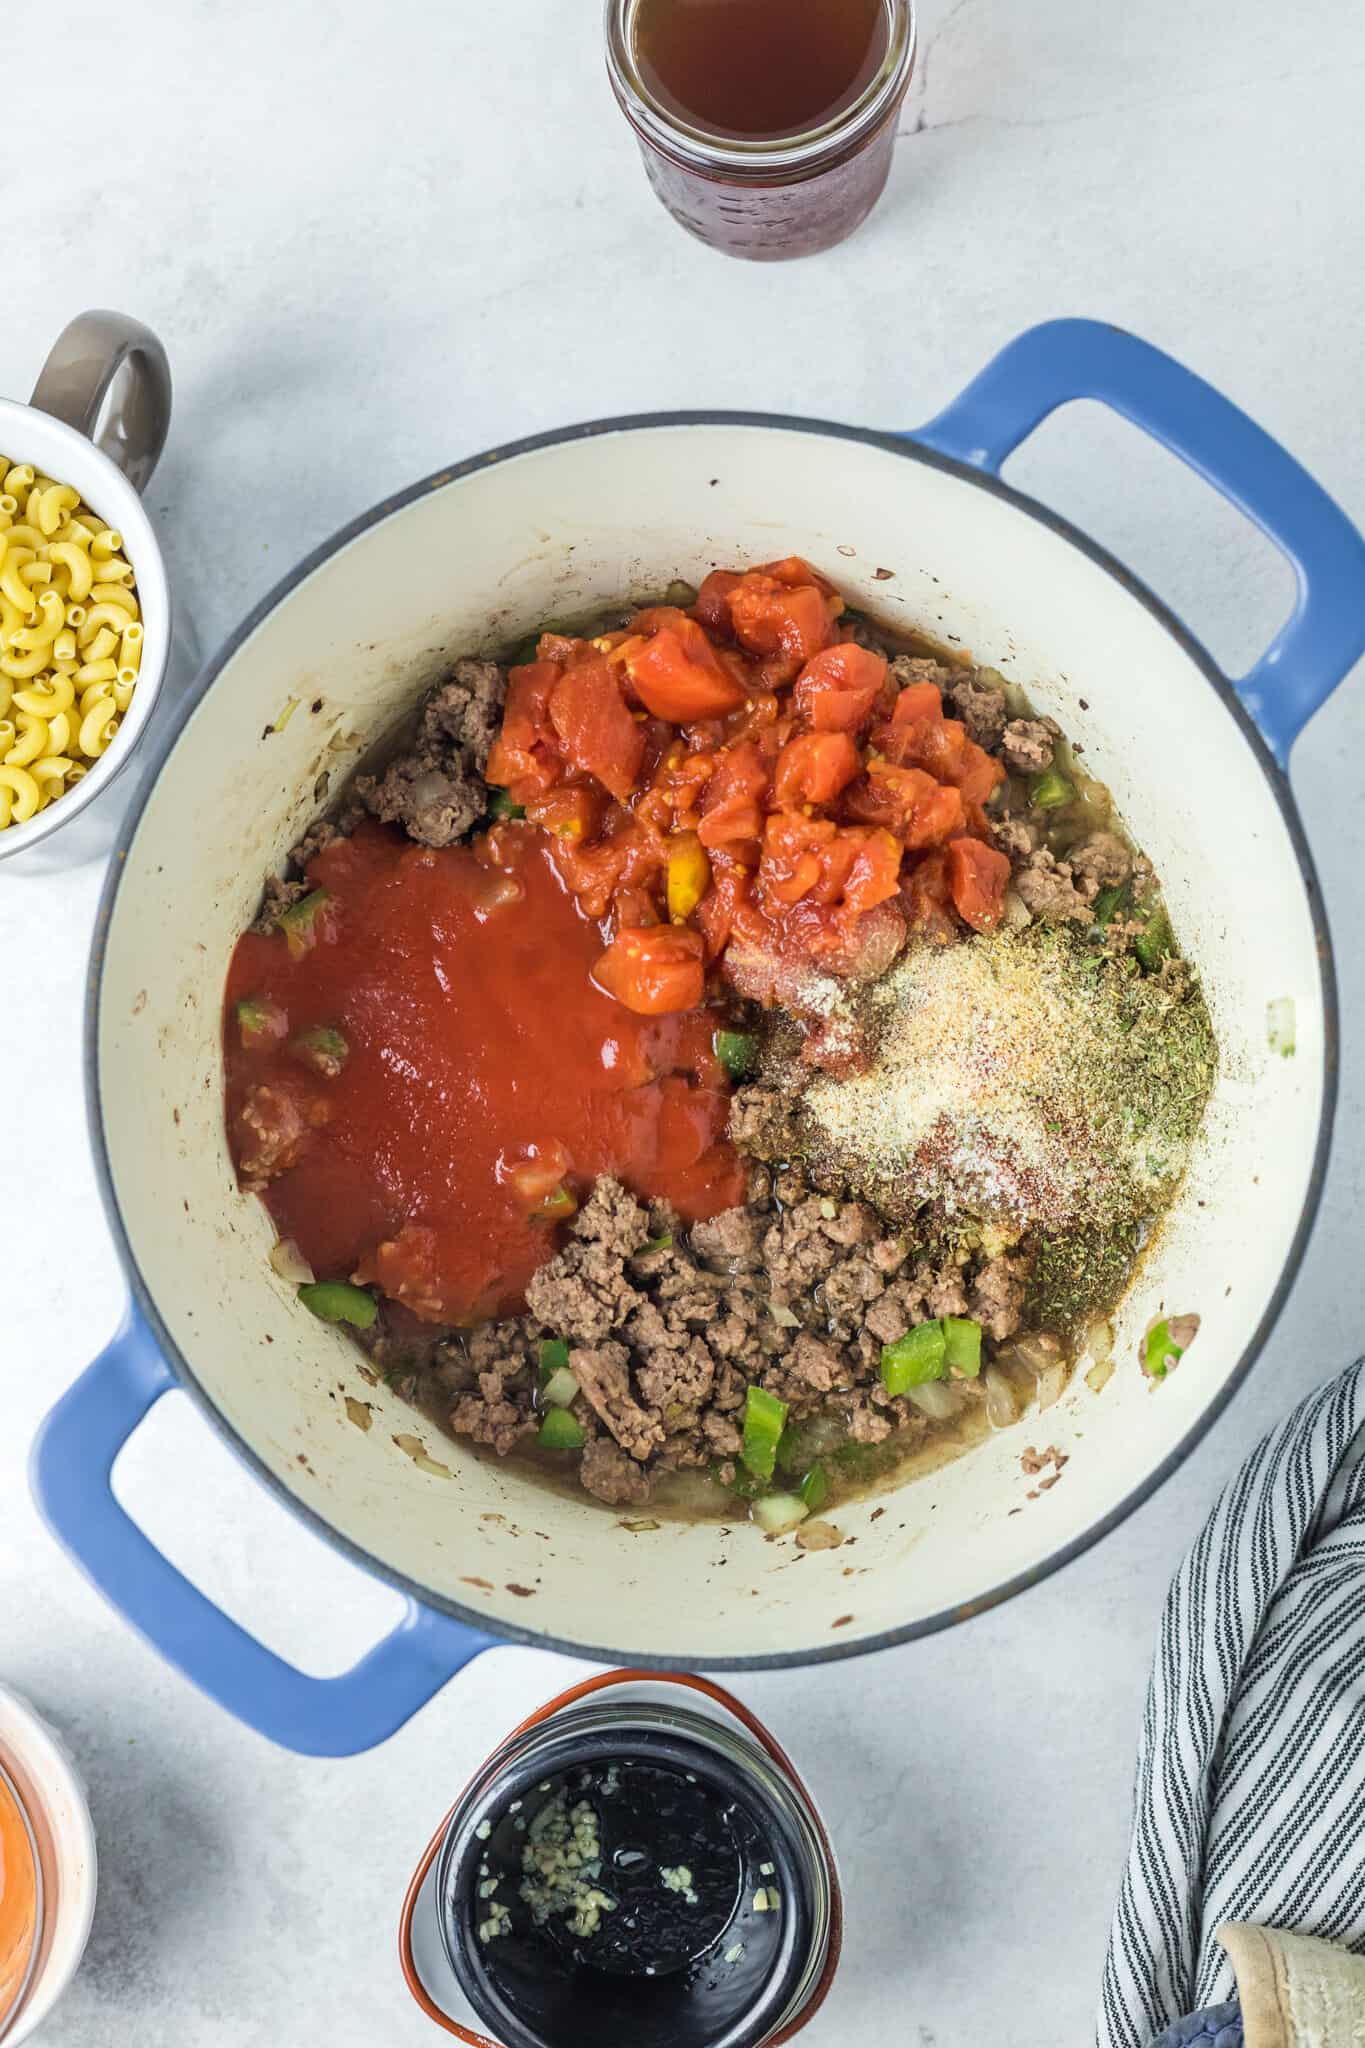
left=83, top=409, right=1340, bottom=1667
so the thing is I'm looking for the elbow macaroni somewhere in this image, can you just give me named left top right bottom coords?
left=0, top=454, right=142, bottom=830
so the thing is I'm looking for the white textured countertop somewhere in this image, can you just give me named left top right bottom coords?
left=5, top=0, right=1365, bottom=2041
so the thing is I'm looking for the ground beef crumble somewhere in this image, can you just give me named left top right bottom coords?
left=405, top=1168, right=1026, bottom=1506
left=353, top=657, right=504, bottom=847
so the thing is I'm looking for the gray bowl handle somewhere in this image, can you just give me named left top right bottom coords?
left=29, top=309, right=172, bottom=494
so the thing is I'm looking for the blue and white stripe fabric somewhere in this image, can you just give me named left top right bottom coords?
left=1098, top=1359, right=1365, bottom=2048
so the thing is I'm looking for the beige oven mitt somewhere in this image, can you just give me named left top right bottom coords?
left=1217, top=1924, right=1365, bottom=2047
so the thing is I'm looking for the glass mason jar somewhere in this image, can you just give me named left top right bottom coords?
left=605, top=0, right=917, bottom=261
left=431, top=1689, right=838, bottom=2048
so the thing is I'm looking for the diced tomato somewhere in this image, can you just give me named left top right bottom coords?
left=354, top=1222, right=447, bottom=1322
left=840, top=827, right=903, bottom=915
left=757, top=556, right=843, bottom=602
left=547, top=657, right=644, bottom=803
left=550, top=819, right=664, bottom=920
left=626, top=604, right=698, bottom=640
left=695, top=861, right=750, bottom=960
left=946, top=836, right=1011, bottom=932
left=891, top=680, right=944, bottom=726
left=728, top=574, right=839, bottom=686
left=885, top=701, right=1006, bottom=812
left=624, top=619, right=748, bottom=722
left=524, top=785, right=604, bottom=843
left=902, top=851, right=960, bottom=943
left=636, top=743, right=715, bottom=835
left=695, top=569, right=742, bottom=635
left=914, top=715, right=970, bottom=783
left=502, top=1140, right=575, bottom=1204
left=537, top=632, right=585, bottom=665
left=698, top=742, right=769, bottom=850
left=592, top=925, right=706, bottom=1015
left=611, top=883, right=660, bottom=929
left=777, top=892, right=907, bottom=979
left=791, top=642, right=888, bottom=733
left=722, top=688, right=781, bottom=745
left=845, top=761, right=927, bottom=831
left=904, top=780, right=965, bottom=849
left=485, top=661, right=563, bottom=799
left=772, top=731, right=861, bottom=808
left=956, top=738, right=1007, bottom=810
left=758, top=812, right=836, bottom=906
left=845, top=761, right=965, bottom=850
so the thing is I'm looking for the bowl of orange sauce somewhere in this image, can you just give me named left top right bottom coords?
left=0, top=1762, right=39, bottom=2042
left=0, top=1686, right=95, bottom=2044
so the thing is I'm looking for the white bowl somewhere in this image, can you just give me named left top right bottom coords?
left=0, top=1685, right=97, bottom=2044
left=0, top=309, right=172, bottom=873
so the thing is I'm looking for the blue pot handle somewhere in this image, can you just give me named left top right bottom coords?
left=30, top=1311, right=493, bottom=1756
left=913, top=317, right=1365, bottom=763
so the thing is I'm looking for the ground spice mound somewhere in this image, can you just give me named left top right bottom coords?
left=798, top=925, right=1216, bottom=1237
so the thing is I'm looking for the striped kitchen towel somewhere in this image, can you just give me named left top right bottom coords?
left=1097, top=1357, right=1365, bottom=2048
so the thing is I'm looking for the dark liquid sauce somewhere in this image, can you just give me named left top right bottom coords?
left=634, top=0, right=890, bottom=142
left=464, top=1758, right=788, bottom=2048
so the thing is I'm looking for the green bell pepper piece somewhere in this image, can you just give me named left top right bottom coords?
left=941, top=1316, right=983, bottom=1378
left=798, top=1463, right=830, bottom=1513
left=714, top=1029, right=759, bottom=1080
left=1030, top=768, right=1073, bottom=810
left=539, top=1407, right=586, bottom=1450
left=277, top=888, right=333, bottom=960
left=539, top=1337, right=571, bottom=1380
left=881, top=1320, right=948, bottom=1395
left=298, top=1280, right=377, bottom=1330
left=741, top=1385, right=788, bottom=1482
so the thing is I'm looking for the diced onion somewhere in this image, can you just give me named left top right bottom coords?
left=1002, top=887, right=1032, bottom=929
left=906, top=1380, right=962, bottom=1422
left=541, top=1366, right=579, bottom=1408
left=473, top=871, right=525, bottom=918
left=1085, top=1354, right=1116, bottom=1394
left=767, top=1300, right=801, bottom=1330
left=269, top=1238, right=315, bottom=1285
left=1086, top=1317, right=1115, bottom=1364
left=998, top=1331, right=1063, bottom=1379
left=1267, top=996, right=1296, bottom=1058
left=1036, top=1360, right=1068, bottom=1411
left=795, top=1519, right=843, bottom=1551
left=751, top=1493, right=810, bottom=1536
left=982, top=1366, right=1019, bottom=1429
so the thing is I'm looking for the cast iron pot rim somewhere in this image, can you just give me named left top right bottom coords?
left=85, top=407, right=1340, bottom=1671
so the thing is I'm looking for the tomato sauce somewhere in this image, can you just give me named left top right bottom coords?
left=0, top=1771, right=37, bottom=2029
left=225, top=823, right=744, bottom=1321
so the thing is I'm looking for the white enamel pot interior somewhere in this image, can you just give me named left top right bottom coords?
left=90, top=417, right=1332, bottom=1666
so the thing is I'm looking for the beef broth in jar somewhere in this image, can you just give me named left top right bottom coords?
left=606, top=0, right=917, bottom=260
